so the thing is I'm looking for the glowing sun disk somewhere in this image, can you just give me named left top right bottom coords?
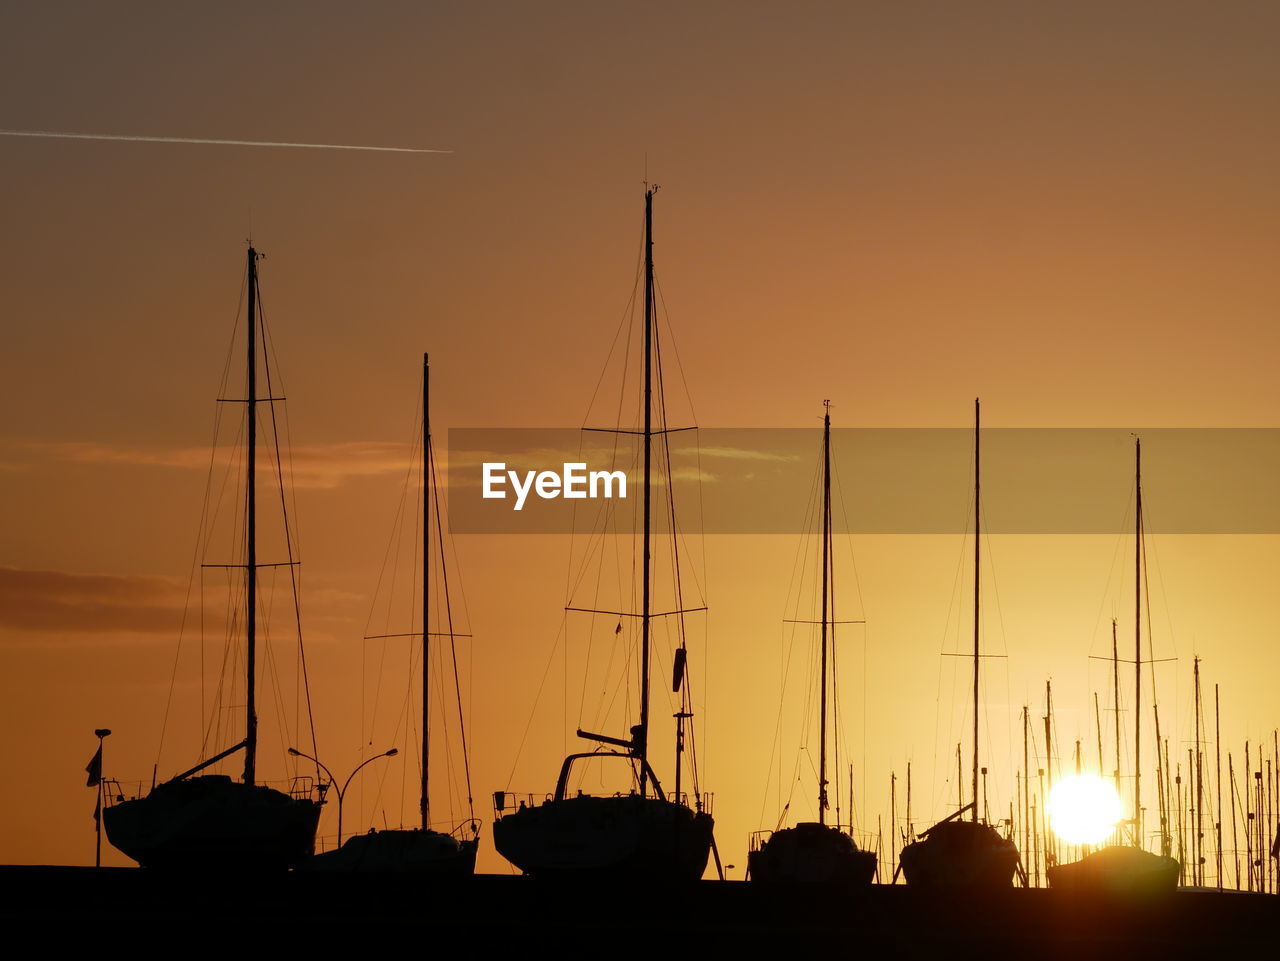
left=1047, top=774, right=1123, bottom=844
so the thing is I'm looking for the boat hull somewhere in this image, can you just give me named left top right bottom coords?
left=749, top=822, right=877, bottom=885
left=493, top=794, right=713, bottom=880
left=1046, top=845, right=1180, bottom=895
left=103, top=775, right=321, bottom=870
left=899, top=821, right=1019, bottom=888
left=301, top=828, right=479, bottom=875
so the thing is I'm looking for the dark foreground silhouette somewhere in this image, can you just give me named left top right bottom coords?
left=3, top=865, right=1276, bottom=955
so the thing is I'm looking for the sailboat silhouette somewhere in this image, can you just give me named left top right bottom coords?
left=304, top=354, right=480, bottom=874
left=749, top=402, right=877, bottom=885
left=899, top=399, right=1020, bottom=887
left=103, top=247, right=323, bottom=870
left=492, top=189, right=716, bottom=879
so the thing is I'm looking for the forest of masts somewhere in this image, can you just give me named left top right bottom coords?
left=868, top=653, right=1280, bottom=890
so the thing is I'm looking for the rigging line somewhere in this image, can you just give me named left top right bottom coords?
left=570, top=418, right=593, bottom=731
left=580, top=220, right=644, bottom=431
left=157, top=273, right=246, bottom=768
left=258, top=298, right=320, bottom=780
left=260, top=579, right=295, bottom=777
left=977, top=494, right=1015, bottom=804
left=590, top=622, right=641, bottom=745
left=365, top=408, right=421, bottom=756
left=432, top=459, right=478, bottom=779
left=829, top=437, right=870, bottom=819
left=370, top=623, right=421, bottom=829
left=430, top=633, right=460, bottom=826
left=202, top=419, right=249, bottom=757
left=261, top=300, right=309, bottom=763
left=654, top=295, right=696, bottom=780
left=403, top=614, right=415, bottom=823
left=1086, top=494, right=1133, bottom=662
left=205, top=597, right=240, bottom=758
left=429, top=432, right=475, bottom=818
left=504, top=619, right=569, bottom=788
left=573, top=424, right=631, bottom=732
left=653, top=276, right=698, bottom=425
left=931, top=483, right=975, bottom=812
left=563, top=428, right=638, bottom=600
left=767, top=451, right=825, bottom=821
left=578, top=448, right=643, bottom=737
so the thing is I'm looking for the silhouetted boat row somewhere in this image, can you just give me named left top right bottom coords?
left=98, top=193, right=1188, bottom=896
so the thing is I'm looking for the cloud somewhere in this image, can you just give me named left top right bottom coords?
left=0, top=567, right=186, bottom=635
left=688, top=446, right=801, bottom=463
left=14, top=440, right=414, bottom=489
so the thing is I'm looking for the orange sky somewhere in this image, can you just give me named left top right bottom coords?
left=3, top=2, right=1280, bottom=878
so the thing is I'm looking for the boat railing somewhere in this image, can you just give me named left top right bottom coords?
left=100, top=775, right=325, bottom=805
left=445, top=817, right=482, bottom=839
left=492, top=789, right=714, bottom=818
left=673, top=791, right=714, bottom=816
left=749, top=822, right=864, bottom=853
left=99, top=779, right=139, bottom=808
left=491, top=791, right=556, bottom=816
left=285, top=775, right=323, bottom=802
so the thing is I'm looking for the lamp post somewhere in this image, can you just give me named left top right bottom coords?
left=288, top=746, right=398, bottom=846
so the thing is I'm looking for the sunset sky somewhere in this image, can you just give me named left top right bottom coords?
left=4, top=2, right=1280, bottom=877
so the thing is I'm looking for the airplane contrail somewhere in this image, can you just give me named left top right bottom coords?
left=0, top=129, right=450, bottom=153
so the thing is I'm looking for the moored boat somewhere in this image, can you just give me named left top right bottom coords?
left=491, top=188, right=715, bottom=881
left=899, top=400, right=1021, bottom=888
left=103, top=247, right=323, bottom=870
left=1047, top=844, right=1179, bottom=894
left=302, top=354, right=480, bottom=874
left=748, top=403, right=876, bottom=886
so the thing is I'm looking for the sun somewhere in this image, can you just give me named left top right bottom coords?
left=1047, top=774, right=1123, bottom=844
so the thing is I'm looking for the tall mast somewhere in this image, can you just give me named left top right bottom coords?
left=1215, top=684, right=1223, bottom=888
left=1022, top=706, right=1030, bottom=869
left=638, top=188, right=654, bottom=796
left=243, top=246, right=259, bottom=787
left=422, top=353, right=431, bottom=829
left=972, top=398, right=980, bottom=821
left=1194, top=656, right=1203, bottom=883
left=1134, top=437, right=1143, bottom=844
left=906, top=760, right=913, bottom=842
left=818, top=401, right=832, bottom=823
left=1094, top=692, right=1104, bottom=773
left=1112, top=619, right=1121, bottom=797
left=1044, top=680, right=1054, bottom=862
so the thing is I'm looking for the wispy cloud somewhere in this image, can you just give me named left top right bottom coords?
left=690, top=446, right=801, bottom=463
left=14, top=440, right=414, bottom=489
left=0, top=567, right=185, bottom=635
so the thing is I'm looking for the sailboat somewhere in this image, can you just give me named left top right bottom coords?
left=1046, top=437, right=1179, bottom=893
left=491, top=188, right=716, bottom=880
left=898, top=399, right=1020, bottom=887
left=748, top=402, right=876, bottom=885
left=303, top=354, right=480, bottom=874
left=102, top=247, right=323, bottom=870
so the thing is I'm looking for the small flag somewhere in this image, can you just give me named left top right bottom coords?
left=85, top=744, right=103, bottom=787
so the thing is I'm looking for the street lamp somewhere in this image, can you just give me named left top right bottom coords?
left=288, top=746, right=398, bottom=847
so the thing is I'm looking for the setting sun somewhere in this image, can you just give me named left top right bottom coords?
left=1047, top=775, right=1123, bottom=845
